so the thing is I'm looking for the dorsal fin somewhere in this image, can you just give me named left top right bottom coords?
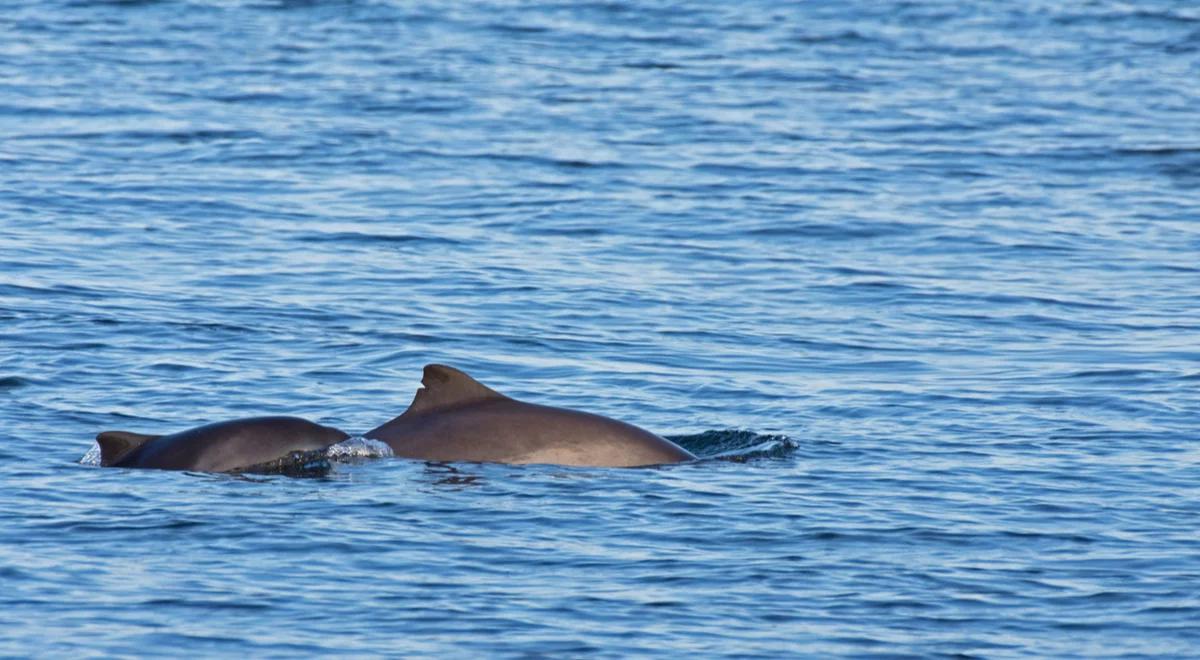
left=96, top=430, right=159, bottom=467
left=405, top=364, right=508, bottom=416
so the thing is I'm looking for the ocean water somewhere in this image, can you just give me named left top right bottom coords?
left=2, top=0, right=1199, bottom=656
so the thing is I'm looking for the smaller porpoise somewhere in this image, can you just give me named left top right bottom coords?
left=365, top=364, right=696, bottom=467
left=96, top=416, right=350, bottom=473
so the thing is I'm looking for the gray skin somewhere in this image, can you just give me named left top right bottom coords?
left=365, top=364, right=696, bottom=467
left=96, top=416, right=350, bottom=472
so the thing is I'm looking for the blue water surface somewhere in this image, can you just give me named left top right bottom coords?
left=2, top=0, right=1199, bottom=656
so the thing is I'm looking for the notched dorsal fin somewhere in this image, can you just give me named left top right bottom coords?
left=405, top=364, right=507, bottom=416
left=96, top=430, right=158, bottom=467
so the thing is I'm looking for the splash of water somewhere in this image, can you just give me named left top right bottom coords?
left=79, top=442, right=101, bottom=466
left=326, top=436, right=394, bottom=460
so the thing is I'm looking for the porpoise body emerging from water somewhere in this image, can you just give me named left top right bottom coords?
left=365, top=364, right=695, bottom=467
left=96, top=416, right=349, bottom=472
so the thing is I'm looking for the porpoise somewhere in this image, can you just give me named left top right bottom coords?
left=96, top=416, right=350, bottom=473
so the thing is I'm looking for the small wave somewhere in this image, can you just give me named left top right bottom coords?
left=789, top=29, right=875, bottom=45
left=1067, top=368, right=1164, bottom=381
left=669, top=429, right=797, bottom=462
left=0, top=376, right=36, bottom=391
left=297, top=231, right=462, bottom=247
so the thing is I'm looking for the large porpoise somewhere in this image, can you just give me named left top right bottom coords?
left=96, top=416, right=350, bottom=473
left=365, top=364, right=695, bottom=467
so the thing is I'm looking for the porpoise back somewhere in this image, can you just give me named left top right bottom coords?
left=365, top=365, right=695, bottom=467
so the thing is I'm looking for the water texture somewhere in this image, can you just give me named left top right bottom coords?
left=2, top=0, right=1199, bottom=656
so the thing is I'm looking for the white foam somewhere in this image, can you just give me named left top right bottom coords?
left=326, top=436, right=394, bottom=460
left=79, top=441, right=102, bottom=466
